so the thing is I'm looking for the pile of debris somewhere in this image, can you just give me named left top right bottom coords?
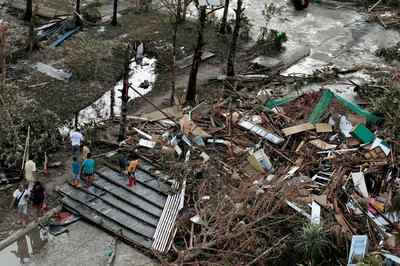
left=115, top=72, right=400, bottom=264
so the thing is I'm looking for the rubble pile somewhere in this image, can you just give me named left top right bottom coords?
left=115, top=69, right=400, bottom=264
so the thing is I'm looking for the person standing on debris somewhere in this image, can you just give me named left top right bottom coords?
left=70, top=128, right=84, bottom=159
left=30, top=181, right=46, bottom=218
left=72, top=156, right=81, bottom=188
left=82, top=145, right=90, bottom=161
left=127, top=155, right=140, bottom=187
left=81, top=153, right=96, bottom=187
left=25, top=159, right=37, bottom=190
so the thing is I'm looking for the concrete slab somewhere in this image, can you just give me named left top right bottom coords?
left=0, top=222, right=157, bottom=266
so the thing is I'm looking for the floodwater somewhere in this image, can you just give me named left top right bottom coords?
left=227, top=0, right=400, bottom=68
left=217, top=0, right=400, bottom=98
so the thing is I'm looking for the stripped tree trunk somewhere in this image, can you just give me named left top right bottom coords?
left=27, top=15, right=35, bottom=53
left=219, top=0, right=230, bottom=34
left=170, top=20, right=178, bottom=106
left=227, top=0, right=243, bottom=77
left=110, top=87, right=115, bottom=118
left=118, top=44, right=131, bottom=142
left=111, top=0, right=118, bottom=26
left=185, top=6, right=206, bottom=106
left=23, top=0, right=32, bottom=22
left=75, top=0, right=82, bottom=27
left=0, top=23, right=7, bottom=83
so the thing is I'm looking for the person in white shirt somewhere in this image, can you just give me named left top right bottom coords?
left=70, top=128, right=84, bottom=159
left=12, top=184, right=30, bottom=225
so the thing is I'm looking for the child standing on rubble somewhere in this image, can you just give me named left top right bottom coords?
left=127, top=155, right=140, bottom=187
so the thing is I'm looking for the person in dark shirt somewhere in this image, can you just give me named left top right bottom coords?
left=30, top=181, right=46, bottom=219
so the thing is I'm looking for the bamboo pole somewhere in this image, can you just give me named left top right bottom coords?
left=0, top=206, right=62, bottom=251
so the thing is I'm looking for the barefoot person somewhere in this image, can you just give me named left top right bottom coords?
left=71, top=156, right=81, bottom=188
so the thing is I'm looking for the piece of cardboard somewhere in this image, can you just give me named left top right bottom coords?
left=282, top=123, right=315, bottom=136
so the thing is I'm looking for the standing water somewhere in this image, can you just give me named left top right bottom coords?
left=78, top=57, right=157, bottom=124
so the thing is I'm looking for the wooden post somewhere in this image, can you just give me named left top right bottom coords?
left=227, top=0, right=243, bottom=77
left=185, top=5, right=206, bottom=106
left=219, top=0, right=230, bottom=34
left=0, top=206, right=62, bottom=251
left=21, top=125, right=31, bottom=170
left=118, top=44, right=131, bottom=142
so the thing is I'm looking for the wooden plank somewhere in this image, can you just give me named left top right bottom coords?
left=315, top=123, right=333, bottom=133
left=282, top=123, right=315, bottom=136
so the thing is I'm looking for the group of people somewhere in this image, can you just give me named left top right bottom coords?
left=11, top=181, right=46, bottom=226
left=69, top=128, right=96, bottom=188
left=70, top=128, right=141, bottom=188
